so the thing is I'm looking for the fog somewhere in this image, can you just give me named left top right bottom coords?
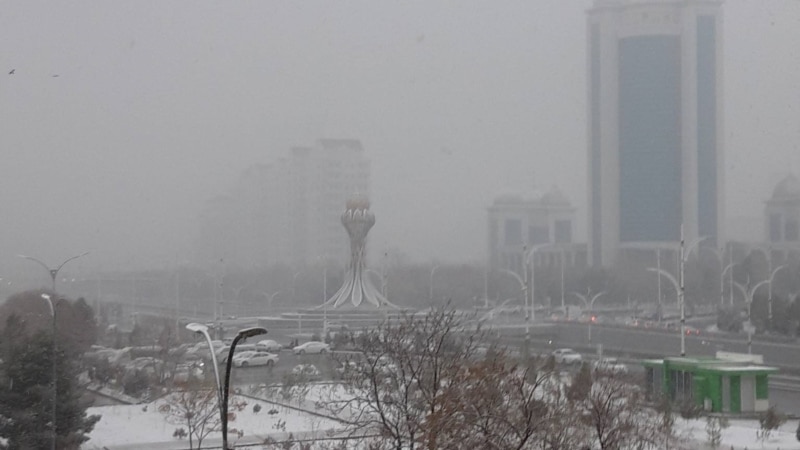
left=1, top=0, right=799, bottom=273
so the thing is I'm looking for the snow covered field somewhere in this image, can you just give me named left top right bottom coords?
left=84, top=395, right=344, bottom=450
left=84, top=385, right=800, bottom=449
left=681, top=418, right=800, bottom=450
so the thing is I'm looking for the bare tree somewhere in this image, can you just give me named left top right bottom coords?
left=318, top=307, right=577, bottom=450
left=581, top=372, right=667, bottom=450
left=158, top=379, right=246, bottom=449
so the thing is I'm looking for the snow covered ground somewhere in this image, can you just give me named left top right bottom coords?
left=680, top=418, right=800, bottom=450
left=84, top=395, right=344, bottom=450
left=84, top=384, right=800, bottom=449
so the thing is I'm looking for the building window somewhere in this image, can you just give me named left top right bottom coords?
left=786, top=218, right=799, bottom=242
left=504, top=219, right=522, bottom=246
left=554, top=220, right=572, bottom=243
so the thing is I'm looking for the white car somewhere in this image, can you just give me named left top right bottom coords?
left=232, top=350, right=279, bottom=368
left=292, top=341, right=330, bottom=355
left=256, top=339, right=283, bottom=352
left=552, top=348, right=582, bottom=365
left=592, top=357, right=627, bottom=374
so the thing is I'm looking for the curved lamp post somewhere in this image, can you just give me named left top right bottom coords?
left=186, top=323, right=267, bottom=450
left=647, top=267, right=686, bottom=356
left=498, top=267, right=531, bottom=347
left=705, top=246, right=735, bottom=307
left=18, top=252, right=90, bottom=293
left=766, top=264, right=788, bottom=321
left=185, top=323, right=224, bottom=445
left=222, top=327, right=267, bottom=449
left=571, top=290, right=606, bottom=344
left=733, top=280, right=770, bottom=355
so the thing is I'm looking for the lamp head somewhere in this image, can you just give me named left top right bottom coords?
left=237, top=327, right=267, bottom=340
left=41, top=293, right=51, bottom=300
left=185, top=322, right=209, bottom=334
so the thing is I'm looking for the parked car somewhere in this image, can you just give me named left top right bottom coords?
left=552, top=348, right=582, bottom=365
left=233, top=350, right=279, bottom=368
left=292, top=341, right=330, bottom=355
left=256, top=339, right=283, bottom=352
left=592, top=357, right=628, bottom=374
left=292, top=364, right=321, bottom=380
left=218, top=344, right=259, bottom=363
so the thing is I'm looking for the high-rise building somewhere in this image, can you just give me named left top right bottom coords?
left=587, top=0, right=724, bottom=266
left=195, top=139, right=370, bottom=267
left=289, top=139, right=370, bottom=265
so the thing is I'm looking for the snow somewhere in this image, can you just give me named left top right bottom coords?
left=84, top=383, right=800, bottom=449
left=679, top=418, right=800, bottom=450
left=84, top=394, right=345, bottom=450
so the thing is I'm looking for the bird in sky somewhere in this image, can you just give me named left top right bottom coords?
left=8, top=69, right=14, bottom=75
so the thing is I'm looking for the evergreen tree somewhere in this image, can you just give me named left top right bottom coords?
left=0, top=315, right=100, bottom=449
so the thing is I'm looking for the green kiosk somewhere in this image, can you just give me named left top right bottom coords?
left=642, top=352, right=778, bottom=414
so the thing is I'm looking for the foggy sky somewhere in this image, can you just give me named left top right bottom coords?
left=1, top=1, right=799, bottom=273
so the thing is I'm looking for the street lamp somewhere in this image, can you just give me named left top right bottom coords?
left=733, top=280, right=770, bottom=355
left=259, top=290, right=282, bottom=310
left=429, top=265, right=440, bottom=306
left=186, top=323, right=267, bottom=450
left=704, top=246, right=735, bottom=307
left=766, top=264, right=788, bottom=321
left=498, top=266, right=535, bottom=349
left=222, top=327, right=267, bottom=449
left=570, top=290, right=606, bottom=344
left=40, top=293, right=57, bottom=450
left=647, top=267, right=686, bottom=356
left=18, top=252, right=90, bottom=292
left=523, top=243, right=554, bottom=324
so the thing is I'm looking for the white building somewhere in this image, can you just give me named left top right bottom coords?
left=587, top=0, right=725, bottom=266
left=196, top=139, right=370, bottom=267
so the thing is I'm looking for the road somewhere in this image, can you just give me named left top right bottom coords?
left=228, top=350, right=342, bottom=386
left=497, top=322, right=800, bottom=370
left=218, top=321, right=800, bottom=414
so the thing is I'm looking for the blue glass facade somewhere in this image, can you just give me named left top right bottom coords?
left=618, top=35, right=682, bottom=242
left=697, top=15, right=718, bottom=239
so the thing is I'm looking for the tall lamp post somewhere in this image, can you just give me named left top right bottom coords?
left=18, top=252, right=90, bottom=293
left=498, top=267, right=528, bottom=343
left=733, top=280, right=770, bottom=354
left=186, top=323, right=266, bottom=450
left=705, top=246, right=735, bottom=307
left=570, top=290, right=607, bottom=344
left=222, top=327, right=267, bottom=449
left=647, top=267, right=686, bottom=356
left=753, top=247, right=783, bottom=319
left=766, top=264, right=788, bottom=321
left=40, top=293, right=57, bottom=450
left=523, top=243, right=554, bottom=325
